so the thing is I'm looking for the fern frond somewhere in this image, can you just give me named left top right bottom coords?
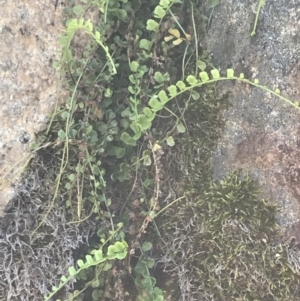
left=59, top=18, right=116, bottom=74
left=44, top=240, right=128, bottom=301
left=120, top=68, right=298, bottom=146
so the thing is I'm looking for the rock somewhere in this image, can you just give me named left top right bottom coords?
left=207, top=0, right=300, bottom=234
left=0, top=0, right=64, bottom=215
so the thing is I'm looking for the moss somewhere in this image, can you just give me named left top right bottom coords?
left=158, top=171, right=300, bottom=300
left=152, top=85, right=300, bottom=300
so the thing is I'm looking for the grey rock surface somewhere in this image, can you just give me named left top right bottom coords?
left=207, top=0, right=300, bottom=238
left=0, top=1, right=64, bottom=215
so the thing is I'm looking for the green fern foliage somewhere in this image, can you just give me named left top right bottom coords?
left=58, top=18, right=116, bottom=74
left=147, top=0, right=179, bottom=31
left=44, top=240, right=128, bottom=301
left=120, top=68, right=298, bottom=147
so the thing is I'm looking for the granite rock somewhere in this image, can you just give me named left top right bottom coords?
left=0, top=0, right=64, bottom=215
left=206, top=0, right=300, bottom=237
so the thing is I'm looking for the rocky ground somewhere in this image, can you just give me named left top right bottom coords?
left=0, top=0, right=64, bottom=215
left=207, top=0, right=300, bottom=240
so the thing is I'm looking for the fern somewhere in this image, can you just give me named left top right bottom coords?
left=44, top=240, right=128, bottom=301
left=58, top=18, right=116, bottom=74
left=121, top=68, right=298, bottom=146
left=251, top=0, right=266, bottom=36
left=146, top=0, right=179, bottom=31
